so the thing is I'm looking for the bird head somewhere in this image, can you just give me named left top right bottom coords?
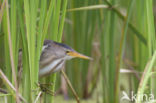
left=53, top=41, right=92, bottom=60
left=43, top=40, right=92, bottom=61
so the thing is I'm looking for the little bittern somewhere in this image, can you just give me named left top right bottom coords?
left=39, top=40, right=92, bottom=77
left=19, top=40, right=92, bottom=78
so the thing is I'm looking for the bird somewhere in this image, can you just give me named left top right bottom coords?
left=18, top=40, right=92, bottom=78
left=39, top=40, right=92, bottom=77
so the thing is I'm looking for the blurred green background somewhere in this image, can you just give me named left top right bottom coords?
left=0, top=0, right=156, bottom=103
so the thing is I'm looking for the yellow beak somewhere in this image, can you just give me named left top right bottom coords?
left=67, top=51, right=92, bottom=60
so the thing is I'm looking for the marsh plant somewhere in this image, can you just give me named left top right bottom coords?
left=0, top=0, right=156, bottom=103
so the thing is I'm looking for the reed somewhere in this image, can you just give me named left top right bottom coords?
left=0, top=0, right=67, bottom=102
left=0, top=0, right=156, bottom=103
left=136, top=0, right=156, bottom=102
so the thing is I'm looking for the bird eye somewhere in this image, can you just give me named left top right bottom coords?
left=66, top=50, right=70, bottom=54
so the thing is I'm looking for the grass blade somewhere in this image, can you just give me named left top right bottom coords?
left=114, top=0, right=135, bottom=102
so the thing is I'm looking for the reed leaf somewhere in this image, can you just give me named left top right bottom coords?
left=114, top=0, right=135, bottom=102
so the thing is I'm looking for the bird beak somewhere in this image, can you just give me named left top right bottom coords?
left=67, top=51, right=92, bottom=60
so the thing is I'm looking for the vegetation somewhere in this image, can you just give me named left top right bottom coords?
left=0, top=0, right=156, bottom=103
